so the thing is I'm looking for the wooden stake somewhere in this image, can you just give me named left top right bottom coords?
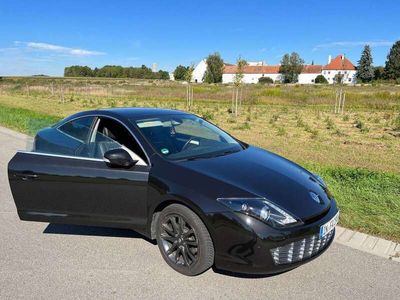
left=235, top=87, right=239, bottom=117
left=191, top=85, right=193, bottom=107
left=231, top=88, right=234, bottom=114
left=334, top=90, right=337, bottom=113
left=341, top=93, right=346, bottom=114
left=60, top=84, right=64, bottom=104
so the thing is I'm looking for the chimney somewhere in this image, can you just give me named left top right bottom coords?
left=328, top=55, right=332, bottom=64
left=342, top=54, right=345, bottom=60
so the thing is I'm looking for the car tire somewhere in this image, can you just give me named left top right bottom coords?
left=156, top=204, right=214, bottom=276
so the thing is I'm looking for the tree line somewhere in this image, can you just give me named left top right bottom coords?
left=64, top=65, right=169, bottom=80
left=173, top=40, right=400, bottom=84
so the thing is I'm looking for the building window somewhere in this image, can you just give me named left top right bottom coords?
left=344, top=71, right=347, bottom=74
left=328, top=71, right=330, bottom=74
left=348, top=78, right=351, bottom=82
left=311, top=79, right=314, bottom=82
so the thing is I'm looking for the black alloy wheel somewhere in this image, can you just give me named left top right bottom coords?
left=156, top=204, right=214, bottom=276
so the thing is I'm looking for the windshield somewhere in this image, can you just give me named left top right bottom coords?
left=132, top=114, right=243, bottom=160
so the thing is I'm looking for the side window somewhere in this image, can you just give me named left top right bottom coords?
left=35, top=115, right=147, bottom=164
left=94, top=118, right=148, bottom=164
left=58, top=117, right=95, bottom=142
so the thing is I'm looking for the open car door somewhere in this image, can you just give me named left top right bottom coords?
left=8, top=116, right=150, bottom=231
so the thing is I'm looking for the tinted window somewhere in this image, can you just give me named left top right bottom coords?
left=58, top=117, right=95, bottom=141
left=133, top=114, right=242, bottom=160
left=95, top=117, right=147, bottom=163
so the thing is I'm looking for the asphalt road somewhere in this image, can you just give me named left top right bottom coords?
left=0, top=127, right=399, bottom=300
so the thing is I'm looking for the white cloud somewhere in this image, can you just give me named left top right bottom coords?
left=24, top=42, right=105, bottom=56
left=313, top=40, right=393, bottom=51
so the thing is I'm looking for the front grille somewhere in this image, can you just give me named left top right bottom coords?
left=270, top=229, right=335, bottom=265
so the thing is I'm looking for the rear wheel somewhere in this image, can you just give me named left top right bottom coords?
left=156, top=204, right=214, bottom=276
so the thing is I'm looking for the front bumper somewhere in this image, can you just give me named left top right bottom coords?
left=206, top=201, right=338, bottom=275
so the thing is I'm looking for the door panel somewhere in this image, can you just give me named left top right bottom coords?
left=8, top=151, right=149, bottom=229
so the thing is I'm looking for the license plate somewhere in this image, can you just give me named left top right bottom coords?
left=319, top=211, right=339, bottom=239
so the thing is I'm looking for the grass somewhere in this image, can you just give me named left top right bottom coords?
left=0, top=104, right=60, bottom=135
left=0, top=77, right=399, bottom=241
left=308, top=165, right=400, bottom=242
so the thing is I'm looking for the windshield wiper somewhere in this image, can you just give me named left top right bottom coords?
left=185, top=149, right=240, bottom=161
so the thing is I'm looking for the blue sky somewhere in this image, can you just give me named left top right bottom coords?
left=0, top=0, right=399, bottom=76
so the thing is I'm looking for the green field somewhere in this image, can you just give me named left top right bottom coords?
left=0, top=77, right=399, bottom=241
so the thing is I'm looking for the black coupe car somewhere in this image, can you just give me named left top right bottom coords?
left=8, top=108, right=339, bottom=276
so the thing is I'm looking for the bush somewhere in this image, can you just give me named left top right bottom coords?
left=258, top=76, right=274, bottom=84
left=315, top=75, right=328, bottom=84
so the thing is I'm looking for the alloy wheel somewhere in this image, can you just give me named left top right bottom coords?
left=160, top=214, right=199, bottom=267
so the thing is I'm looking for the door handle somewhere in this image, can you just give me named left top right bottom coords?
left=14, top=172, right=39, bottom=180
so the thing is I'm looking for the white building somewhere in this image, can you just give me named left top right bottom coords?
left=190, top=54, right=356, bottom=85
left=321, top=55, right=356, bottom=84
left=298, top=65, right=323, bottom=84
left=222, top=65, right=281, bottom=84
left=191, top=59, right=207, bottom=83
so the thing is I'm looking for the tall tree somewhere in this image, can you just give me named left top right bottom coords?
left=173, top=65, right=188, bottom=81
left=279, top=52, right=304, bottom=83
left=384, top=40, right=400, bottom=80
left=203, top=52, right=224, bottom=83
left=356, top=45, right=374, bottom=82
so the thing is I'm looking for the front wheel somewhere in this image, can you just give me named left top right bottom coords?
left=156, top=204, right=214, bottom=276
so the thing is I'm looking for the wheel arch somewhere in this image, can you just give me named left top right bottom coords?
left=149, top=199, right=215, bottom=244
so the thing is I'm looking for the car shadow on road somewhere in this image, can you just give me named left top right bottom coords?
left=43, top=223, right=157, bottom=245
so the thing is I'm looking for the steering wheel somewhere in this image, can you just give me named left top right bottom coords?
left=181, top=137, right=200, bottom=151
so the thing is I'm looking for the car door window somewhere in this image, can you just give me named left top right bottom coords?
left=34, top=115, right=147, bottom=165
left=58, top=117, right=95, bottom=142
left=92, top=117, right=148, bottom=165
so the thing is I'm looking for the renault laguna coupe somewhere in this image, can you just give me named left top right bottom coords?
left=8, top=108, right=339, bottom=276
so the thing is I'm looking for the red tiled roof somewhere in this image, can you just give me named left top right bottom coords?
left=323, top=55, right=355, bottom=70
left=224, top=65, right=280, bottom=74
left=302, top=65, right=323, bottom=73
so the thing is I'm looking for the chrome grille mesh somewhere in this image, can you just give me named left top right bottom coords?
left=270, top=229, right=335, bottom=265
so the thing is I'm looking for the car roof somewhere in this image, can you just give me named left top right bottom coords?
left=100, top=107, right=188, bottom=119
left=66, top=107, right=190, bottom=122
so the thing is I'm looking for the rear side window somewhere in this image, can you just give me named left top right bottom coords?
left=58, top=117, right=95, bottom=142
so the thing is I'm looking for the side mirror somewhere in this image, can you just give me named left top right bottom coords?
left=104, top=148, right=137, bottom=168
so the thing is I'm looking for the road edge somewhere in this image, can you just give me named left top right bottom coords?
left=335, top=226, right=399, bottom=262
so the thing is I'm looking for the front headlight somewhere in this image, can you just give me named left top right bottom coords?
left=217, top=197, right=301, bottom=228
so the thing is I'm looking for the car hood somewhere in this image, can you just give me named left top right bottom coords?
left=179, top=146, right=332, bottom=221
